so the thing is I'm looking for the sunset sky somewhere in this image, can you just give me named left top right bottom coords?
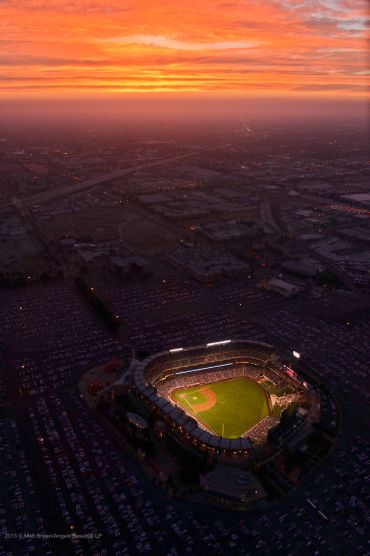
left=0, top=0, right=368, bottom=99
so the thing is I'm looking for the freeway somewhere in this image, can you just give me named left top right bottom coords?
left=0, top=148, right=212, bottom=211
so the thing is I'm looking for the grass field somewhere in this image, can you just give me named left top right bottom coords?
left=170, top=377, right=269, bottom=439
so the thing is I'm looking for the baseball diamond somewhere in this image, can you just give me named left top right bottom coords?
left=170, top=377, right=269, bottom=438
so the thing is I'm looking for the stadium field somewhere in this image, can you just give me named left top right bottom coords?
left=170, top=377, right=269, bottom=439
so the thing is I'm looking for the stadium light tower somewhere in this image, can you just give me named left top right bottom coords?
left=170, top=347, right=183, bottom=353
left=290, top=350, right=301, bottom=372
left=206, top=340, right=231, bottom=348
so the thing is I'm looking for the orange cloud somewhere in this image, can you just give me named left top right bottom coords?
left=0, top=0, right=368, bottom=98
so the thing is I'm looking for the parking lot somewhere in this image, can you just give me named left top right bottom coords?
left=0, top=276, right=369, bottom=555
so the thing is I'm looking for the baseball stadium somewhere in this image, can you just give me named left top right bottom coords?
left=130, top=340, right=315, bottom=456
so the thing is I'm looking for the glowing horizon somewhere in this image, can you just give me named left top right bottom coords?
left=0, top=0, right=368, bottom=100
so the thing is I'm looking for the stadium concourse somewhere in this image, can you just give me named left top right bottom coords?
left=119, top=339, right=312, bottom=457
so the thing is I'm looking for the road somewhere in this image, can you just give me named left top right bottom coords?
left=0, top=148, right=218, bottom=211
left=11, top=196, right=68, bottom=271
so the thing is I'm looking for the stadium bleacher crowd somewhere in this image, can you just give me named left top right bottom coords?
left=155, top=364, right=263, bottom=399
left=244, top=416, right=278, bottom=444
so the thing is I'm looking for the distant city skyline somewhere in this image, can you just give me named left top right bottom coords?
left=0, top=0, right=368, bottom=104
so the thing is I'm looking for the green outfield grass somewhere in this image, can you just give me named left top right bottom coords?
left=171, top=377, right=269, bottom=439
